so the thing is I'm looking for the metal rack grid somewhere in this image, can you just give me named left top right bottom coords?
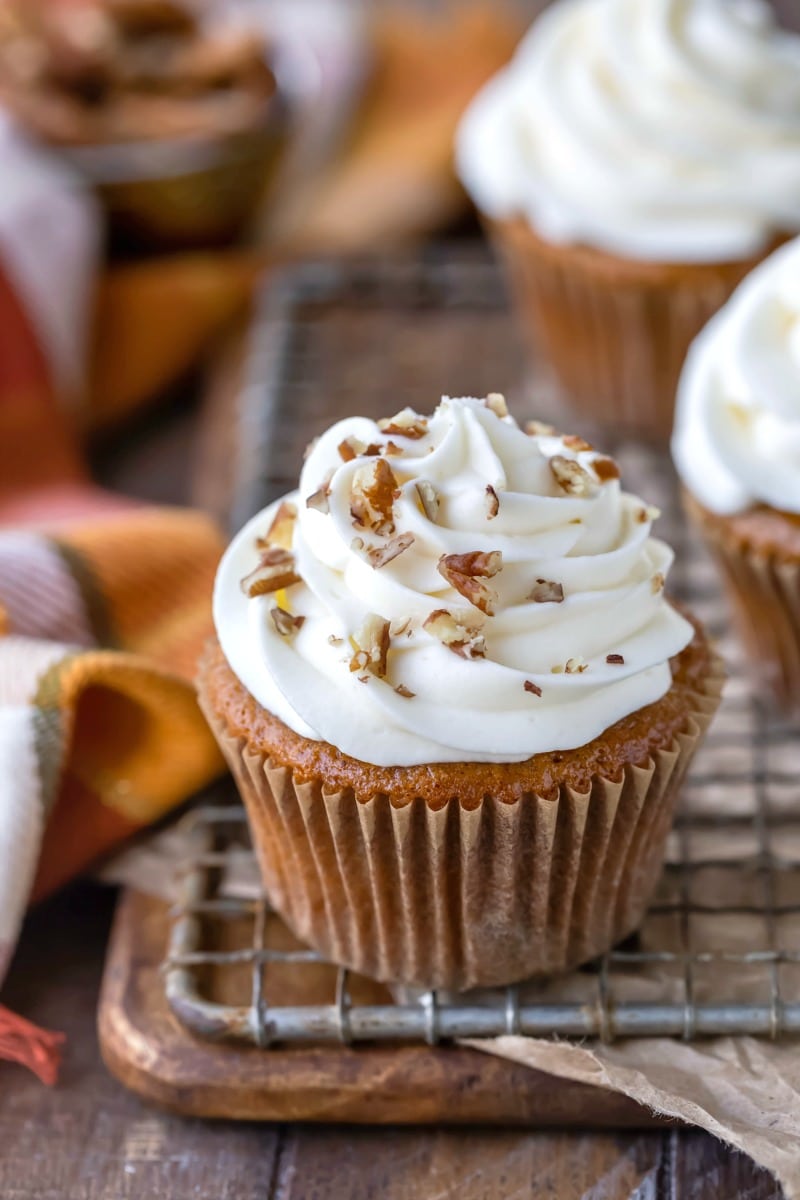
left=164, top=253, right=800, bottom=1046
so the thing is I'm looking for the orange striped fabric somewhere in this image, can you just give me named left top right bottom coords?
left=0, top=254, right=226, bottom=1082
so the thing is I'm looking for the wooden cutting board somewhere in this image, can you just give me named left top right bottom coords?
left=99, top=888, right=670, bottom=1126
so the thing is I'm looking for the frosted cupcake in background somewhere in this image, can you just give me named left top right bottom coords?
left=673, top=236, right=800, bottom=712
left=457, top=0, right=800, bottom=442
left=199, top=394, right=721, bottom=990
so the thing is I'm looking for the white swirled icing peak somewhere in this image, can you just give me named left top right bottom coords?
left=456, top=0, right=800, bottom=262
left=214, top=396, right=693, bottom=766
left=673, top=235, right=800, bottom=515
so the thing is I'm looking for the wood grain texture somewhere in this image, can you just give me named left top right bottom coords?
left=99, top=888, right=670, bottom=1127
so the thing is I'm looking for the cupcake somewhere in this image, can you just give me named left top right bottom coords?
left=199, top=395, right=721, bottom=989
left=0, top=0, right=286, bottom=250
left=673, top=236, right=800, bottom=712
left=456, top=0, right=800, bottom=442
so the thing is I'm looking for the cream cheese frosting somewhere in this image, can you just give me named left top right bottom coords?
left=673, top=235, right=800, bottom=515
left=456, top=0, right=800, bottom=263
left=215, top=397, right=693, bottom=766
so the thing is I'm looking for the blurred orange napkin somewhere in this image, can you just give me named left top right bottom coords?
left=0, top=119, right=225, bottom=1084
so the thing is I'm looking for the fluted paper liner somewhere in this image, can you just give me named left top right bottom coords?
left=686, top=496, right=800, bottom=712
left=200, top=661, right=721, bottom=990
left=491, top=218, right=774, bottom=443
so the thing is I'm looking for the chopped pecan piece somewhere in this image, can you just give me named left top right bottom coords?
left=524, top=680, right=542, bottom=697
left=563, top=434, right=593, bottom=452
left=328, top=634, right=344, bottom=646
left=390, top=617, right=411, bottom=636
left=483, top=392, right=508, bottom=418
left=423, top=609, right=486, bottom=660
left=349, top=613, right=391, bottom=678
left=592, top=456, right=620, bottom=482
left=636, top=504, right=662, bottom=523
left=350, top=459, right=400, bottom=536
left=366, top=532, right=415, bottom=569
left=378, top=410, right=428, bottom=439
left=549, top=455, right=596, bottom=497
left=394, top=684, right=416, bottom=698
left=256, top=501, right=297, bottom=552
left=565, top=656, right=588, bottom=674
left=528, top=579, right=564, bottom=604
left=524, top=419, right=556, bottom=437
left=338, top=437, right=381, bottom=462
left=437, top=551, right=502, bottom=616
left=485, top=484, right=500, bottom=519
left=383, top=441, right=404, bottom=457
left=306, top=474, right=333, bottom=514
left=240, top=548, right=300, bottom=597
left=270, top=607, right=305, bottom=637
left=606, top=653, right=625, bottom=665
left=415, top=480, right=440, bottom=522
left=651, top=573, right=665, bottom=594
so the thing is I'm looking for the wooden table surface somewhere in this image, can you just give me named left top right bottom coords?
left=0, top=363, right=788, bottom=1198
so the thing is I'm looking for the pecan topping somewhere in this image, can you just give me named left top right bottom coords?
left=390, top=617, right=411, bottom=636
left=651, top=573, right=665, bottom=594
left=528, top=579, right=564, bottom=604
left=378, top=410, right=428, bottom=439
left=306, top=474, right=333, bottom=514
left=350, top=459, right=400, bottom=536
left=415, top=480, right=440, bottom=522
left=563, top=434, right=593, bottom=452
left=549, top=455, right=596, bottom=497
left=338, top=437, right=381, bottom=462
left=270, top=607, right=305, bottom=637
left=349, top=613, right=391, bottom=678
left=485, top=484, right=500, bottom=519
left=366, top=532, right=415, bottom=568
left=241, top=547, right=300, bottom=597
left=423, top=609, right=486, bottom=659
left=437, top=551, right=503, bottom=617
left=328, top=634, right=344, bottom=646
left=257, top=501, right=297, bottom=551
left=394, top=684, right=416, bottom=698
left=565, top=656, right=588, bottom=674
left=592, top=456, right=620, bottom=482
left=524, top=419, right=556, bottom=437
left=383, top=441, right=404, bottom=457
left=524, top=680, right=542, bottom=697
left=606, top=653, right=625, bottom=665
left=483, top=392, right=508, bottom=418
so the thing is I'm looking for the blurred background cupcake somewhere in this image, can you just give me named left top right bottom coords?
left=0, top=0, right=289, bottom=252
left=673, top=235, right=800, bottom=713
left=457, top=0, right=800, bottom=443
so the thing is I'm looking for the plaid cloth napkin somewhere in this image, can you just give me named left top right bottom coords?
left=0, top=118, right=225, bottom=1083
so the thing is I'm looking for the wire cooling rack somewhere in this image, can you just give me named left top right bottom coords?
left=164, top=252, right=800, bottom=1046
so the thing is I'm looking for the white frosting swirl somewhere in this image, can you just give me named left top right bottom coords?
left=215, top=398, right=693, bottom=766
left=456, top=0, right=800, bottom=262
left=673, top=235, right=800, bottom=515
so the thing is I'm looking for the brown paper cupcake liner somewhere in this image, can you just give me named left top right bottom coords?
left=201, top=665, right=722, bottom=991
left=491, top=218, right=777, bottom=443
left=686, top=496, right=800, bottom=712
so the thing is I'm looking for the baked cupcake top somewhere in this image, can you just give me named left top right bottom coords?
left=456, top=0, right=800, bottom=263
left=673, top=235, right=800, bottom=515
left=214, top=396, right=693, bottom=766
